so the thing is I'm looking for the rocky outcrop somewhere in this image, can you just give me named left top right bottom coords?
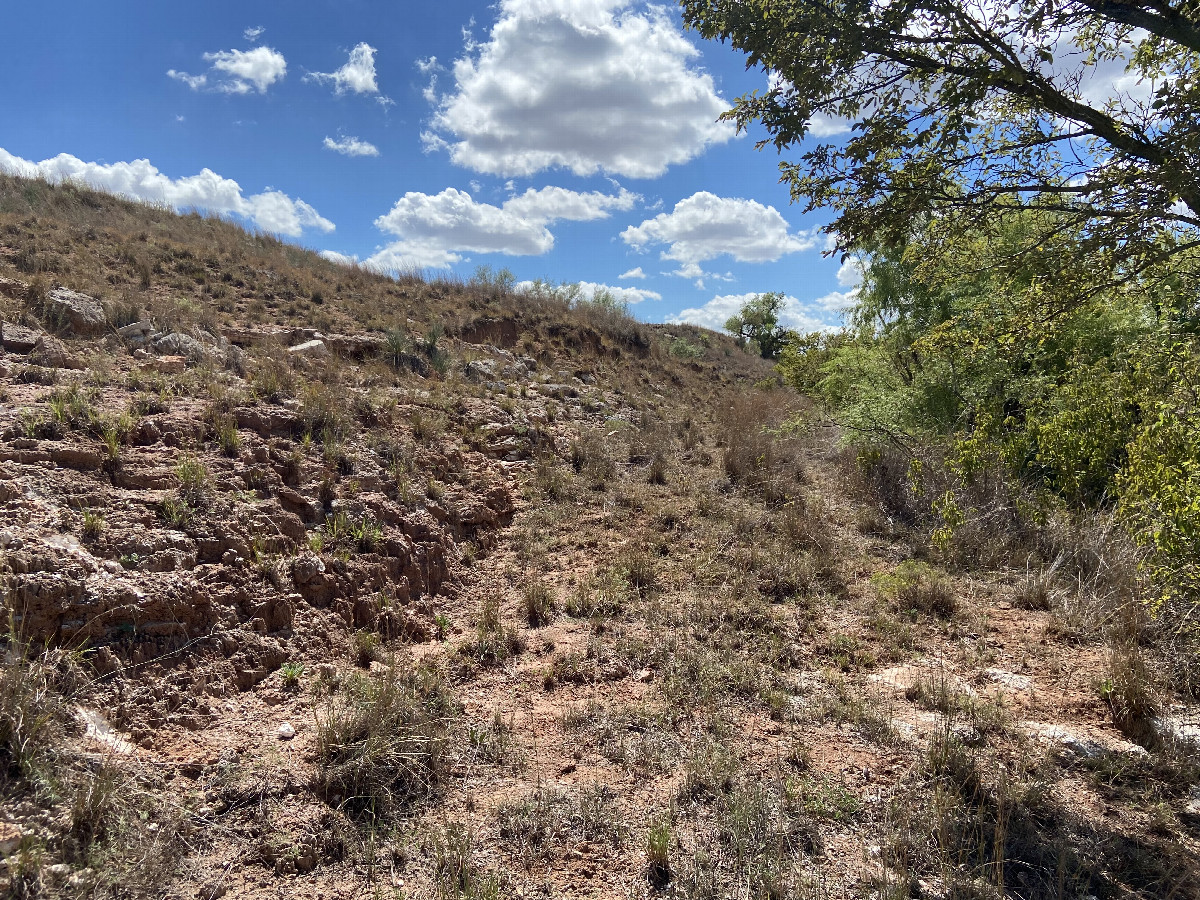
left=45, top=287, right=108, bottom=336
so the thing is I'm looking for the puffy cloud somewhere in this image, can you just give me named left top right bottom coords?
left=0, top=148, right=333, bottom=237
left=578, top=281, right=660, bottom=304
left=836, top=258, right=863, bottom=288
left=319, top=250, right=360, bottom=266
left=425, top=0, right=734, bottom=178
left=243, top=25, right=265, bottom=42
left=502, top=185, right=638, bottom=221
left=516, top=280, right=660, bottom=304
left=619, top=266, right=646, bottom=279
left=806, top=113, right=853, bottom=137
left=203, top=47, right=287, bottom=93
left=323, top=135, right=380, bottom=157
left=168, top=46, right=287, bottom=94
left=666, top=291, right=842, bottom=332
left=366, top=184, right=636, bottom=270
left=622, top=192, right=816, bottom=270
left=306, top=43, right=391, bottom=105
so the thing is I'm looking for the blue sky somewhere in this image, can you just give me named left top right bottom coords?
left=0, top=0, right=859, bottom=330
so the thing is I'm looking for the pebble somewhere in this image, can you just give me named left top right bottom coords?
left=278, top=722, right=296, bottom=740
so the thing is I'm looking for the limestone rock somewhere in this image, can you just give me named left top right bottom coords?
left=152, top=332, right=208, bottom=363
left=287, top=339, right=328, bottom=356
left=117, top=320, right=158, bottom=347
left=1, top=321, right=44, bottom=353
left=46, top=287, right=108, bottom=336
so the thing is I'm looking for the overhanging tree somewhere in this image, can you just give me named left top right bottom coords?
left=680, top=0, right=1200, bottom=289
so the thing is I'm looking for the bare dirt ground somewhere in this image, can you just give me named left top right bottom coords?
left=2, top=182, right=1199, bottom=900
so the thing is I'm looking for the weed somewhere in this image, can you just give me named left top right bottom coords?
left=175, top=454, right=209, bottom=502
left=522, top=576, right=556, bottom=627
left=352, top=630, right=381, bottom=668
left=80, top=506, right=106, bottom=541
left=467, top=708, right=513, bottom=764
left=433, top=824, right=500, bottom=899
left=647, top=452, right=668, bottom=485
left=461, top=594, right=523, bottom=666
left=0, top=633, right=66, bottom=779
left=214, top=414, right=241, bottom=457
left=534, top=453, right=573, bottom=501
left=280, top=661, right=304, bottom=689
left=566, top=568, right=629, bottom=618
left=350, top=516, right=383, bottom=553
left=157, top=495, right=193, bottom=528
left=646, top=817, right=672, bottom=887
left=314, top=661, right=454, bottom=820
left=873, top=560, right=956, bottom=618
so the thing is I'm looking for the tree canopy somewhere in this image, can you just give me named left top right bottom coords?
left=724, top=292, right=792, bottom=358
left=680, top=0, right=1200, bottom=286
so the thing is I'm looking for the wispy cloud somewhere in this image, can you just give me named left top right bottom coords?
left=323, top=135, right=380, bottom=157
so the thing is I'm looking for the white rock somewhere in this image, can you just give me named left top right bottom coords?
left=287, top=339, right=328, bottom=356
left=277, top=723, right=296, bottom=740
left=985, top=668, right=1033, bottom=691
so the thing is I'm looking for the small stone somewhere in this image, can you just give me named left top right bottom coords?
left=278, top=722, right=296, bottom=740
left=0, top=822, right=22, bottom=855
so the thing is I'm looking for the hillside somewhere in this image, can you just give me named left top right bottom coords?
left=1, top=176, right=1199, bottom=900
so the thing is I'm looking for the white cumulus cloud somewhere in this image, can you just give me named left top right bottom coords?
left=0, top=148, right=333, bottom=238
left=168, top=46, right=287, bottom=94
left=666, top=291, right=841, bottom=333
left=623, top=192, right=816, bottom=268
left=425, top=0, right=734, bottom=178
left=319, top=250, right=360, bottom=266
left=619, top=266, right=646, bottom=280
left=365, top=185, right=636, bottom=270
left=836, top=258, right=864, bottom=288
left=244, top=25, right=265, bottom=42
left=517, top=280, right=660, bottom=304
left=307, top=43, right=392, bottom=106
left=323, top=135, right=380, bottom=157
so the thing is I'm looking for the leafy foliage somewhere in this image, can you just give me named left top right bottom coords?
left=681, top=0, right=1200, bottom=286
left=724, top=292, right=791, bottom=359
left=778, top=211, right=1200, bottom=618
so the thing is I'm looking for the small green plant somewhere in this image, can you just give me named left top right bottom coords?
left=215, top=416, right=241, bottom=457
left=353, top=630, right=381, bottom=668
left=462, top=595, right=523, bottom=666
left=646, top=818, right=671, bottom=887
left=647, top=453, right=667, bottom=485
left=434, top=614, right=452, bottom=641
left=175, top=454, right=209, bottom=502
left=280, top=662, right=304, bottom=689
left=0, top=633, right=65, bottom=779
left=522, top=577, right=556, bottom=627
left=349, top=516, right=383, bottom=553
left=872, top=560, right=956, bottom=618
left=383, top=327, right=411, bottom=368
left=158, top=495, right=193, bottom=528
left=80, top=507, right=106, bottom=542
left=668, top=337, right=704, bottom=359
left=97, top=412, right=132, bottom=465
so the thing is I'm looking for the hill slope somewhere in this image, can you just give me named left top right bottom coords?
left=1, top=177, right=1198, bottom=900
